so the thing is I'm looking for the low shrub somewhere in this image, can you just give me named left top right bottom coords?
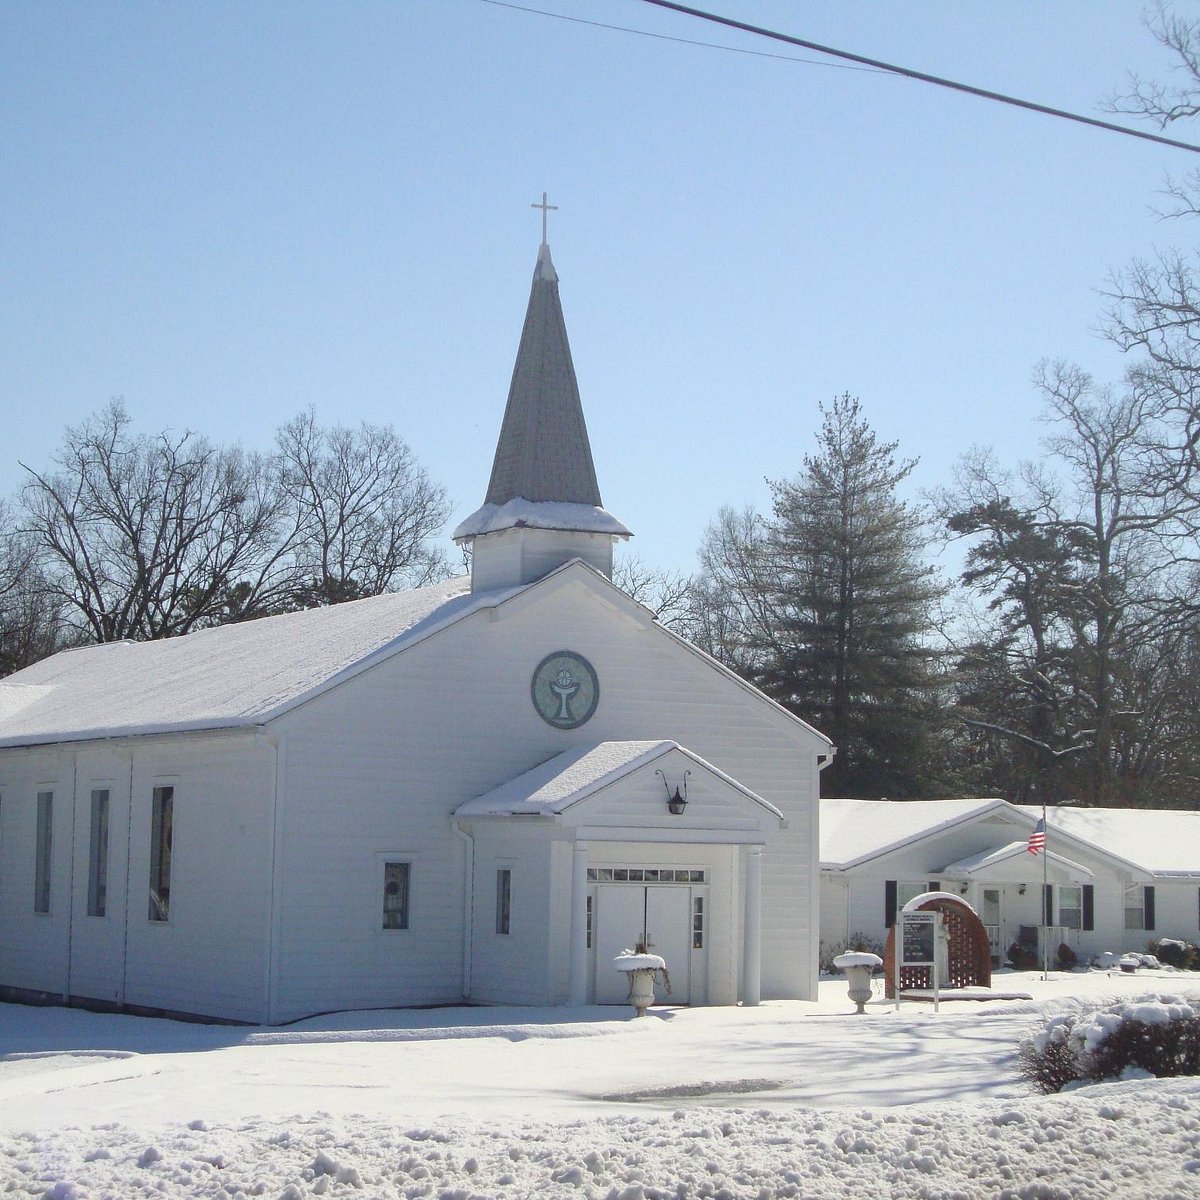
left=1007, top=942, right=1037, bottom=970
left=819, top=932, right=885, bottom=974
left=1019, top=992, right=1200, bottom=1094
left=1152, top=938, right=1199, bottom=970
left=1056, top=942, right=1077, bottom=970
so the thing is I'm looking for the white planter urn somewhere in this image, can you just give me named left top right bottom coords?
left=613, top=950, right=668, bottom=1017
left=832, top=951, right=883, bottom=1014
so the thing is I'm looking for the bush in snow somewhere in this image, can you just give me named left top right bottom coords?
left=1019, top=992, right=1200, bottom=1094
left=1055, top=942, right=1077, bottom=970
left=1151, top=937, right=1199, bottom=970
left=819, top=932, right=884, bottom=974
left=1007, top=941, right=1037, bottom=970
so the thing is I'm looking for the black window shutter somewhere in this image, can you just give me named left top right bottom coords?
left=927, top=880, right=940, bottom=894
left=885, top=880, right=897, bottom=928
left=1144, top=885, right=1156, bottom=932
left=1082, top=884, right=1095, bottom=931
left=1044, top=883, right=1054, bottom=926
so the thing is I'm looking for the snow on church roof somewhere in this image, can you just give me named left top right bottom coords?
left=456, top=741, right=676, bottom=817
left=456, top=739, right=783, bottom=820
left=0, top=575, right=480, bottom=747
left=452, top=497, right=631, bottom=541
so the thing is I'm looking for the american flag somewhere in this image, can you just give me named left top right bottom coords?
left=1027, top=817, right=1046, bottom=855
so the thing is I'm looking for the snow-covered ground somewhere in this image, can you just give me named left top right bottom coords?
left=2, top=969, right=1198, bottom=1198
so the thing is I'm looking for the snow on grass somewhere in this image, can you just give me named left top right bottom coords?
left=2, top=970, right=1199, bottom=1199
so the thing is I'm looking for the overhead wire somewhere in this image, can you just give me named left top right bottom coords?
left=639, top=0, right=1200, bottom=154
left=477, top=0, right=884, bottom=73
left=479, top=0, right=1200, bottom=155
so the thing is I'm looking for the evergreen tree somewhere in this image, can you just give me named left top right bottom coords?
left=754, top=394, right=946, bottom=797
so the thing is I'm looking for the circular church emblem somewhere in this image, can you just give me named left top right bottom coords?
left=531, top=650, right=599, bottom=729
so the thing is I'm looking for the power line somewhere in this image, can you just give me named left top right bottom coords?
left=477, top=0, right=886, bottom=74
left=639, top=0, right=1200, bottom=154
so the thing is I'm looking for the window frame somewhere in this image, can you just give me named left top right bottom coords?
left=148, top=784, right=174, bottom=923
left=34, top=789, right=53, bottom=915
left=495, top=867, right=512, bottom=936
left=87, top=787, right=111, bottom=918
left=381, top=859, right=412, bottom=931
left=1058, top=884, right=1083, bottom=930
left=896, top=881, right=930, bottom=910
left=1123, top=882, right=1145, bottom=931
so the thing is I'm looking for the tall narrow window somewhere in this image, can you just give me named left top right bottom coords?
left=148, top=785, right=173, bottom=922
left=382, top=861, right=410, bottom=929
left=692, top=895, right=705, bottom=949
left=495, top=868, right=511, bottom=935
left=34, top=791, right=52, bottom=914
left=585, top=894, right=593, bottom=949
left=87, top=789, right=110, bottom=917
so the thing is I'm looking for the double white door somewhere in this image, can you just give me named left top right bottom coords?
left=593, top=883, right=695, bottom=1005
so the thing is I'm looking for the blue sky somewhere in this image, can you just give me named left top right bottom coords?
left=0, top=1, right=1186, bottom=576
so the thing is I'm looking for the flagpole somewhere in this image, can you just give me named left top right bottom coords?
left=1041, top=800, right=1049, bottom=981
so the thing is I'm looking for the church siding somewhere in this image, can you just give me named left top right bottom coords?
left=64, top=745, right=134, bottom=1008
left=0, top=733, right=274, bottom=1022
left=120, top=736, right=275, bottom=1022
left=268, top=572, right=822, bottom=1020
left=0, top=749, right=72, bottom=999
left=469, top=823, right=556, bottom=1005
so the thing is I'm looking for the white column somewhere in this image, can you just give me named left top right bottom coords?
left=742, top=844, right=764, bottom=1006
left=567, top=842, right=590, bottom=1005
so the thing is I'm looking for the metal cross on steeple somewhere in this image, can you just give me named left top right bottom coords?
left=531, top=191, right=558, bottom=245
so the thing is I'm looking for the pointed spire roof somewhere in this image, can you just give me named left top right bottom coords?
left=485, top=242, right=601, bottom=507
left=454, top=240, right=630, bottom=543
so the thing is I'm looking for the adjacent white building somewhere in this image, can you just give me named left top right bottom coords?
left=820, top=798, right=1200, bottom=967
left=0, top=236, right=832, bottom=1024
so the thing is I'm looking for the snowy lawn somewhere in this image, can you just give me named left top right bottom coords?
left=2, top=969, right=1198, bottom=1198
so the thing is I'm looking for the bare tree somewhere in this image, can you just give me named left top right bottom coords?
left=1103, top=5, right=1200, bottom=531
left=937, top=366, right=1200, bottom=804
left=0, top=502, right=67, bottom=675
left=1106, top=2, right=1200, bottom=128
left=275, top=411, right=451, bottom=606
left=611, top=552, right=695, bottom=630
left=21, top=401, right=289, bottom=642
left=685, top=505, right=777, bottom=673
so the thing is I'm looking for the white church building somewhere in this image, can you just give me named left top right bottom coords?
left=0, top=234, right=832, bottom=1024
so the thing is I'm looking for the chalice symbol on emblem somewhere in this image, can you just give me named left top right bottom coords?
left=549, top=666, right=580, bottom=722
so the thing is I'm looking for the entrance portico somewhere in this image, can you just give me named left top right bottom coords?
left=454, top=740, right=782, bottom=1007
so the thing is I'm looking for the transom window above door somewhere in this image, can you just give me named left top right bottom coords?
left=588, top=867, right=706, bottom=884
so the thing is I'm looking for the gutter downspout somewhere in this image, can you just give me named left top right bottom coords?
left=452, top=820, right=474, bottom=1001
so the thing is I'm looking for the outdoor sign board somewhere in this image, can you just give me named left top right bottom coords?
left=895, top=910, right=943, bottom=1011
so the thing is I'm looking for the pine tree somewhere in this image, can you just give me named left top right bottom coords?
left=756, top=395, right=946, bottom=797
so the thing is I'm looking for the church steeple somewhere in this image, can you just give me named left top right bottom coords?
left=454, top=210, right=631, bottom=592
left=482, top=239, right=602, bottom=509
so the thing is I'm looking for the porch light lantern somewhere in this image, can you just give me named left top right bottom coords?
left=655, top=768, right=691, bottom=816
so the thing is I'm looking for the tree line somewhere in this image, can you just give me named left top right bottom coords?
left=0, top=401, right=451, bottom=671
